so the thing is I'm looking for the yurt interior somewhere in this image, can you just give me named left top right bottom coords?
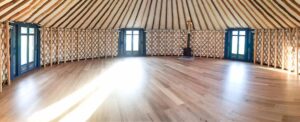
left=0, top=0, right=300, bottom=121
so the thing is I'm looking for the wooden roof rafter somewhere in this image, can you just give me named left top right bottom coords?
left=58, top=0, right=90, bottom=28
left=51, top=0, right=84, bottom=28
left=0, top=0, right=30, bottom=21
left=14, top=0, right=47, bottom=22
left=0, top=0, right=298, bottom=30
left=7, top=0, right=39, bottom=21
left=77, top=0, right=105, bottom=29
left=43, top=0, right=79, bottom=27
left=69, top=0, right=97, bottom=29
left=38, top=0, right=71, bottom=25
left=94, top=0, right=120, bottom=29
left=31, top=0, right=65, bottom=24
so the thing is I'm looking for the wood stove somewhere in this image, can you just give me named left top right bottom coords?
left=183, top=33, right=192, bottom=56
left=183, top=20, right=193, bottom=57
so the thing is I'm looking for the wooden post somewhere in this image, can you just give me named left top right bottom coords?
left=289, top=29, right=293, bottom=72
left=267, top=30, right=271, bottom=67
left=164, top=31, right=166, bottom=56
left=1, top=21, right=11, bottom=85
left=274, top=30, right=278, bottom=68
left=172, top=31, right=175, bottom=56
left=206, top=32, right=210, bottom=58
left=213, top=31, right=216, bottom=58
left=214, top=31, right=217, bottom=58
left=70, top=29, right=73, bottom=62
left=164, top=31, right=167, bottom=56
left=150, top=31, right=153, bottom=56
left=91, top=31, right=94, bottom=60
left=287, top=29, right=294, bottom=72
left=254, top=30, right=258, bottom=64
left=98, top=30, right=101, bottom=59
left=77, top=29, right=79, bottom=62
left=64, top=29, right=66, bottom=63
left=162, top=31, right=164, bottom=56
left=105, top=30, right=107, bottom=59
left=178, top=31, right=180, bottom=57
left=199, top=31, right=202, bottom=57
left=57, top=29, right=60, bottom=65
left=260, top=30, right=264, bottom=65
left=217, top=31, right=219, bottom=58
left=296, top=28, right=298, bottom=75
left=96, top=31, right=98, bottom=59
left=40, top=27, right=43, bottom=67
left=0, top=24, right=3, bottom=92
left=85, top=30, right=87, bottom=60
left=203, top=31, right=206, bottom=58
left=50, top=28, right=53, bottom=67
left=5, top=21, right=10, bottom=85
left=157, top=31, right=161, bottom=56
left=221, top=31, right=225, bottom=59
left=282, top=30, right=286, bottom=70
left=213, top=31, right=216, bottom=59
left=42, top=28, right=47, bottom=68
left=216, top=31, right=219, bottom=58
left=111, top=31, right=114, bottom=58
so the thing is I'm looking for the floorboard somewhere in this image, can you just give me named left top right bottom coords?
left=0, top=57, right=300, bottom=122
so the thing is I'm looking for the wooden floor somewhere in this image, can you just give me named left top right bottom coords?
left=0, top=57, right=300, bottom=122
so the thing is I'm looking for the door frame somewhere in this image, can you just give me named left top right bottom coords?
left=224, top=28, right=254, bottom=62
left=118, top=28, right=146, bottom=57
left=10, top=22, right=40, bottom=80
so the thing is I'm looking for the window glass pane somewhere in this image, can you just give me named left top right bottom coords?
left=126, top=31, right=132, bottom=34
left=126, top=35, right=132, bottom=51
left=133, top=35, right=139, bottom=51
left=29, top=35, right=34, bottom=62
left=21, top=35, right=28, bottom=65
left=239, top=31, right=246, bottom=35
left=29, top=28, right=35, bottom=34
left=21, top=27, right=27, bottom=34
left=133, top=31, right=139, bottom=35
left=232, top=31, right=238, bottom=35
left=231, top=36, right=238, bottom=54
left=238, top=36, right=245, bottom=55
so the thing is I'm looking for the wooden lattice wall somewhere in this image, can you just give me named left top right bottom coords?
left=146, top=30, right=225, bottom=58
left=0, top=22, right=11, bottom=92
left=191, top=30, right=225, bottom=58
left=254, top=28, right=300, bottom=74
left=4, top=27, right=299, bottom=91
left=146, top=30, right=187, bottom=56
left=41, top=28, right=119, bottom=67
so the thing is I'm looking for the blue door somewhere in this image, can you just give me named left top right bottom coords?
left=10, top=23, right=40, bottom=80
left=225, top=29, right=254, bottom=62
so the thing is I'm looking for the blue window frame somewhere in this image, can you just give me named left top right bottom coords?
left=118, top=28, right=146, bottom=56
left=225, top=28, right=254, bottom=62
left=10, top=22, right=40, bottom=80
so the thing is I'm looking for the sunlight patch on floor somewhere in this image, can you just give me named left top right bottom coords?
left=224, top=63, right=248, bottom=102
left=28, top=59, right=145, bottom=122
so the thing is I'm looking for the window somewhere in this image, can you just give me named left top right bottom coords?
left=225, top=28, right=253, bottom=62
left=125, top=30, right=139, bottom=51
left=231, top=30, right=246, bottom=55
left=20, top=27, right=35, bottom=65
left=119, top=29, right=145, bottom=56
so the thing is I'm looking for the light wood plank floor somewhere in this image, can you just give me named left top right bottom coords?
left=0, top=57, right=300, bottom=122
